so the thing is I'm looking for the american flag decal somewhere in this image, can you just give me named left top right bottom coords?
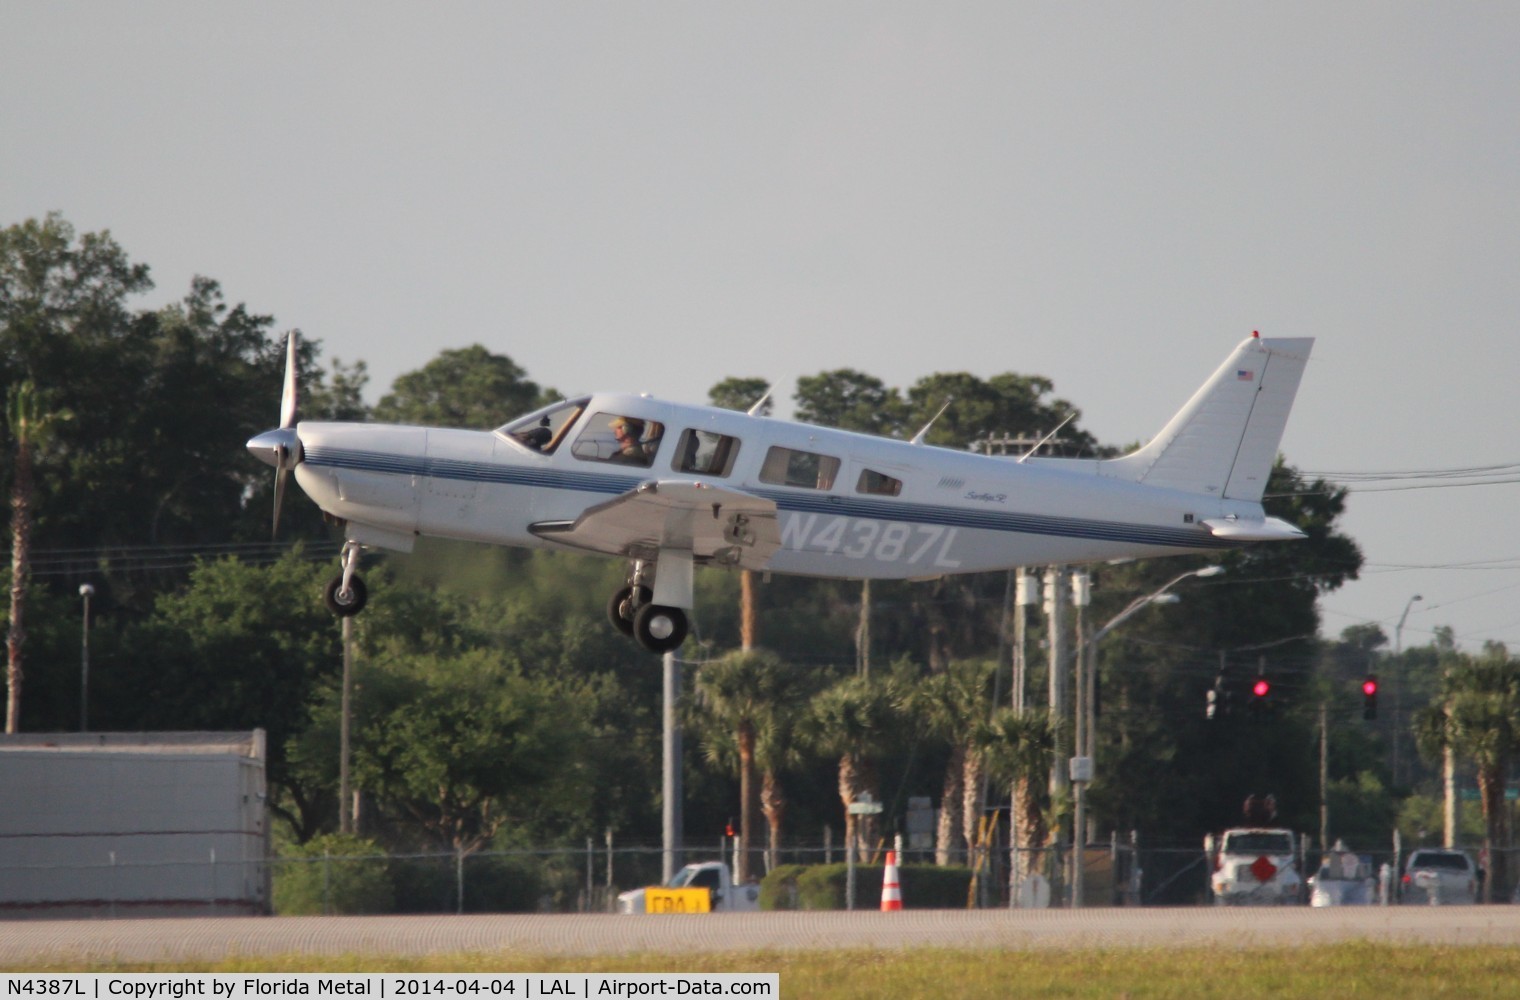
left=1236, top=370, right=1255, bottom=382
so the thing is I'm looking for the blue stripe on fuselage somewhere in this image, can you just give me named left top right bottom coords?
left=304, top=447, right=1227, bottom=551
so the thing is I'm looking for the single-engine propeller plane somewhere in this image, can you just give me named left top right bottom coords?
left=249, top=332, right=1313, bottom=654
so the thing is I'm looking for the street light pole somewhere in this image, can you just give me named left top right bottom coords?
left=79, top=583, right=94, bottom=732
left=1070, top=564, right=1223, bottom=908
left=339, top=615, right=353, bottom=834
left=1392, top=594, right=1422, bottom=787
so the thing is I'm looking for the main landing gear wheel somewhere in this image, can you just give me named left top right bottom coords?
left=633, top=604, right=688, bottom=654
left=324, top=574, right=368, bottom=617
left=607, top=586, right=653, bottom=637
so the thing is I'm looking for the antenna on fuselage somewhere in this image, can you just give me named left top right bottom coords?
left=910, top=398, right=954, bottom=446
left=1015, top=411, right=1077, bottom=463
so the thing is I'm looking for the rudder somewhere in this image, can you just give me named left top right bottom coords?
left=1103, top=335, right=1314, bottom=503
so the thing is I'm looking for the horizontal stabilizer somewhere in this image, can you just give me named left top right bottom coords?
left=1203, top=516, right=1307, bottom=542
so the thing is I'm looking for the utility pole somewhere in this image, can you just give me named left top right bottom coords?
left=1319, top=702, right=1329, bottom=851
left=339, top=615, right=353, bottom=834
left=662, top=650, right=683, bottom=883
left=1008, top=569, right=1037, bottom=902
left=79, top=583, right=94, bottom=732
left=1070, top=570, right=1091, bottom=907
left=1013, top=571, right=1036, bottom=713
left=1045, top=567, right=1069, bottom=799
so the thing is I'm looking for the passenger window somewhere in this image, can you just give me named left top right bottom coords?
left=857, top=469, right=902, bottom=497
left=571, top=411, right=665, bottom=468
left=672, top=429, right=741, bottom=478
left=759, top=446, right=841, bottom=490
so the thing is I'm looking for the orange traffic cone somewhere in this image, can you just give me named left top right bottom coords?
left=881, top=850, right=903, bottom=911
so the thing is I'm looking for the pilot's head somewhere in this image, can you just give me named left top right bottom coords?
left=611, top=416, right=645, bottom=441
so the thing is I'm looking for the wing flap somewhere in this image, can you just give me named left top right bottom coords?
left=530, top=480, right=780, bottom=569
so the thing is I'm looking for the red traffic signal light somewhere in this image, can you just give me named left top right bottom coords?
left=1361, top=676, right=1379, bottom=697
left=1251, top=678, right=1271, bottom=698
left=1362, top=674, right=1379, bottom=720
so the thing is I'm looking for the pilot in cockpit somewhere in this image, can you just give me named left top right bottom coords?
left=610, top=416, right=653, bottom=463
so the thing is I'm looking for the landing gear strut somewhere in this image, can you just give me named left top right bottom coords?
left=607, top=585, right=652, bottom=637
left=610, top=560, right=688, bottom=654
left=324, top=541, right=368, bottom=617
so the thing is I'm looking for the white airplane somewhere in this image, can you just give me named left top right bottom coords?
left=248, top=333, right=1313, bottom=654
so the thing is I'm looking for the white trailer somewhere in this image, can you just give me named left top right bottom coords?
left=0, top=731, right=268, bottom=917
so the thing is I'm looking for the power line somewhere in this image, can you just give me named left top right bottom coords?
left=25, top=540, right=341, bottom=577
left=1276, top=462, right=1520, bottom=497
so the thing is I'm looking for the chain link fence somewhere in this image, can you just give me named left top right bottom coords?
left=5, top=840, right=1518, bottom=917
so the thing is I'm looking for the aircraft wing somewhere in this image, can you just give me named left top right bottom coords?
left=529, top=480, right=781, bottom=569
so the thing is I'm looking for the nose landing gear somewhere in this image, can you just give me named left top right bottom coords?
left=324, top=541, right=368, bottom=617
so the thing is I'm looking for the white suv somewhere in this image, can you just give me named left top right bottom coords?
left=1209, top=828, right=1302, bottom=905
left=1402, top=848, right=1478, bottom=905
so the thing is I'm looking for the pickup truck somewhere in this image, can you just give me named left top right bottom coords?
left=1206, top=828, right=1303, bottom=905
left=616, top=861, right=761, bottom=914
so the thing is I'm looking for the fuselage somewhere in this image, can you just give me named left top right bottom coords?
left=291, top=392, right=1265, bottom=578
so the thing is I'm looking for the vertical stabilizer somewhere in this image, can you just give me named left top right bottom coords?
left=1103, top=335, right=1314, bottom=502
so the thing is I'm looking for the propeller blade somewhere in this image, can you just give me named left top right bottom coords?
left=279, top=330, right=299, bottom=429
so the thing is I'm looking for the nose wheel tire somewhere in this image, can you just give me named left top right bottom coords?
left=633, top=604, right=688, bottom=654
left=607, top=585, right=653, bottom=637
left=324, top=574, right=368, bottom=617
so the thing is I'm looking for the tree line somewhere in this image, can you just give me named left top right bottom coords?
left=6, top=213, right=1518, bottom=898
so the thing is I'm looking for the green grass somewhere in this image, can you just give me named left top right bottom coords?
left=10, top=943, right=1520, bottom=999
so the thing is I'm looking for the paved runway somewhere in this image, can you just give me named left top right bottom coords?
left=5, top=907, right=1520, bottom=966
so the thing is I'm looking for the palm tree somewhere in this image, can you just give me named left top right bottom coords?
left=904, top=658, right=995, bottom=864
left=1416, top=650, right=1520, bottom=901
left=693, top=648, right=796, bottom=881
left=977, top=707, right=1065, bottom=893
left=803, top=674, right=903, bottom=862
left=6, top=381, right=70, bottom=733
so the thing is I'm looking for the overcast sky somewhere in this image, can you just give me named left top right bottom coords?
left=5, top=2, right=1518, bottom=652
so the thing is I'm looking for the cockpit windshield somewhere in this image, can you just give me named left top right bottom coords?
left=496, top=398, right=589, bottom=455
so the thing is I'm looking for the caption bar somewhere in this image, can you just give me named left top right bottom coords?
left=3, top=976, right=777, bottom=1000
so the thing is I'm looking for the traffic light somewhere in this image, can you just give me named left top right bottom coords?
left=1249, top=677, right=1271, bottom=717
left=1206, top=674, right=1227, bottom=720
left=1362, top=674, right=1379, bottom=720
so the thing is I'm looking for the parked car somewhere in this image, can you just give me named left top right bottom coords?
left=616, top=861, right=760, bottom=914
left=1308, top=844, right=1377, bottom=907
left=1402, top=848, right=1477, bottom=905
left=1207, top=828, right=1303, bottom=905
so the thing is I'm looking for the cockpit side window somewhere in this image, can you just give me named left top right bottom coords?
left=672, top=429, right=741, bottom=478
left=571, top=411, right=665, bottom=468
left=496, top=399, right=587, bottom=455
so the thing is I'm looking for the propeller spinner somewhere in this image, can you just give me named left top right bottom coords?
left=246, top=331, right=303, bottom=537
